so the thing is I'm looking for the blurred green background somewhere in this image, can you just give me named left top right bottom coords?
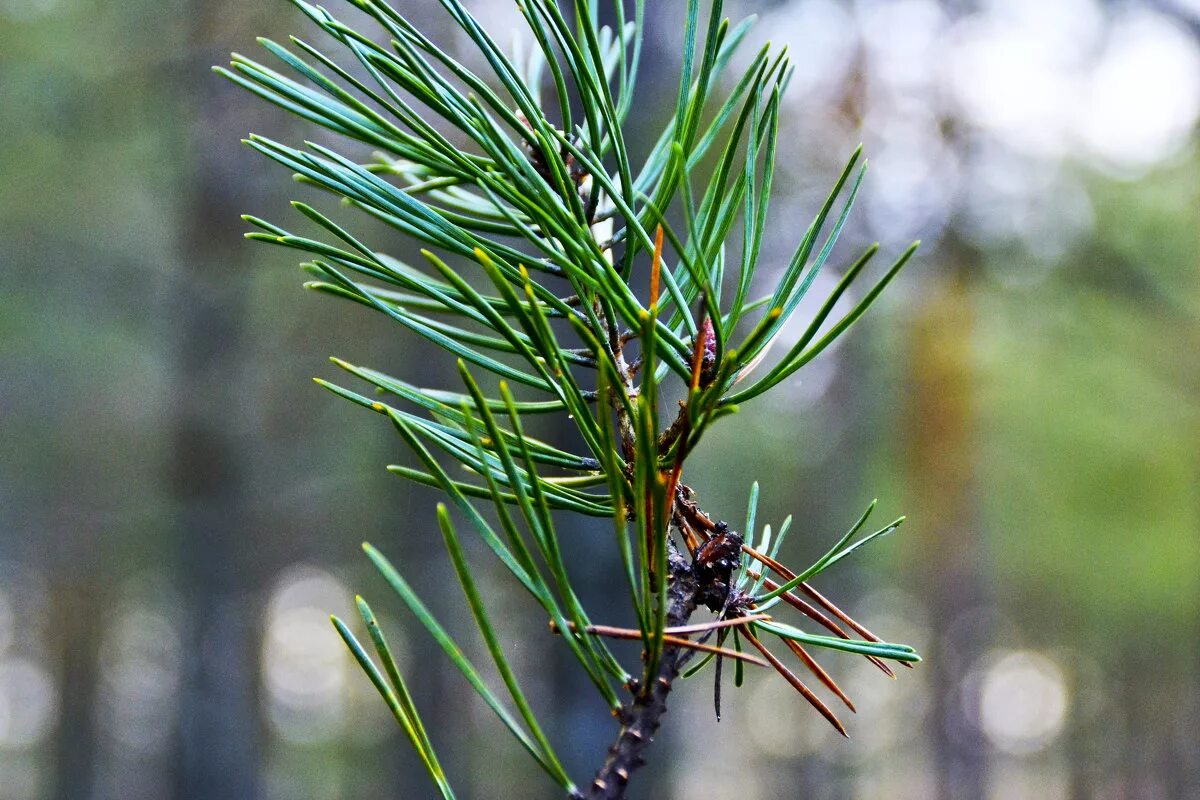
left=2, top=0, right=1198, bottom=798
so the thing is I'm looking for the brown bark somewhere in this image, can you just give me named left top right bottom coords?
left=582, top=554, right=698, bottom=800
left=907, top=265, right=989, bottom=800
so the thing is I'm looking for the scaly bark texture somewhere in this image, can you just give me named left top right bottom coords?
left=583, top=554, right=698, bottom=800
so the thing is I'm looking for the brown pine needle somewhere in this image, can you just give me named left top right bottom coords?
left=658, top=634, right=767, bottom=667
left=549, top=621, right=769, bottom=668
left=780, top=638, right=856, bottom=712
left=649, top=223, right=664, bottom=311
left=688, top=307, right=708, bottom=395
left=758, top=577, right=895, bottom=679
left=662, top=308, right=712, bottom=508
left=678, top=517, right=702, bottom=554
left=664, top=614, right=771, bottom=635
left=745, top=545, right=897, bottom=678
left=798, top=583, right=913, bottom=671
left=741, top=543, right=789, bottom=577
left=757, top=577, right=855, bottom=640
left=744, top=630, right=847, bottom=737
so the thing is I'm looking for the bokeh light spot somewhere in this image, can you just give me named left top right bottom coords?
left=262, top=565, right=354, bottom=745
left=979, top=650, right=1069, bottom=754
left=0, top=658, right=58, bottom=751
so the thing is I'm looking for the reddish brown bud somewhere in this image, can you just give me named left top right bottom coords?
left=700, top=316, right=717, bottom=384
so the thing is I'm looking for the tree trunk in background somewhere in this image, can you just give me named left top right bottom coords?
left=1164, top=258, right=1200, bottom=799
left=170, top=4, right=263, bottom=797
left=906, top=264, right=990, bottom=800
left=52, top=580, right=103, bottom=799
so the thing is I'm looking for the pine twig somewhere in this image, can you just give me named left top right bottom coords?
left=584, top=554, right=697, bottom=800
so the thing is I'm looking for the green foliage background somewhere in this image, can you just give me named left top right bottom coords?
left=1, top=1, right=1198, bottom=799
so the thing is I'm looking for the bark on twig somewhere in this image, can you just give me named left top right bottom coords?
left=581, top=555, right=698, bottom=800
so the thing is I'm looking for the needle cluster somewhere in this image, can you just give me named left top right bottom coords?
left=221, top=1, right=920, bottom=797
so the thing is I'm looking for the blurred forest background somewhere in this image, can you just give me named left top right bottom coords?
left=2, top=0, right=1199, bottom=798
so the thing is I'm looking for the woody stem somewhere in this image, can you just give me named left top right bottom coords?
left=580, top=553, right=698, bottom=800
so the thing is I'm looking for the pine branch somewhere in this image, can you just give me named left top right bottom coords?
left=222, top=1, right=922, bottom=798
